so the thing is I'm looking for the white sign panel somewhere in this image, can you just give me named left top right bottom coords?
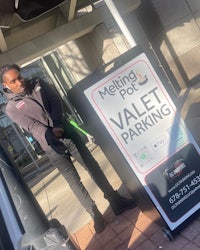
left=84, top=53, right=200, bottom=230
left=85, top=53, right=192, bottom=178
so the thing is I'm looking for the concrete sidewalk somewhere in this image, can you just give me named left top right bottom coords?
left=28, top=83, right=200, bottom=249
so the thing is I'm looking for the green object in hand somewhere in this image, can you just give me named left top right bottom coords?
left=69, top=119, right=88, bottom=135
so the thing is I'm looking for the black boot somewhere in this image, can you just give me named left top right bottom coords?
left=87, top=206, right=106, bottom=233
left=108, top=191, right=136, bottom=216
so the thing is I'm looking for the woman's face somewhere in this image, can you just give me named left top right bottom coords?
left=2, top=69, right=25, bottom=94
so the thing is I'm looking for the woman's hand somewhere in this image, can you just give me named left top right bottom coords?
left=52, top=127, right=64, bottom=138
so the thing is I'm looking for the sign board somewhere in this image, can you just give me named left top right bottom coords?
left=84, top=52, right=200, bottom=231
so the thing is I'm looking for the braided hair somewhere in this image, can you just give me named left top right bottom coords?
left=0, top=64, right=21, bottom=84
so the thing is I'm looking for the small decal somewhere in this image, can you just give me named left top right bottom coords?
left=163, top=159, right=186, bottom=180
left=16, top=101, right=25, bottom=109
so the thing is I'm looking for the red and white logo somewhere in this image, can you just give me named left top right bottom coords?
left=16, top=101, right=25, bottom=110
left=163, top=159, right=186, bottom=180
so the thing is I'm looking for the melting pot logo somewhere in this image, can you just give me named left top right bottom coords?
left=97, top=69, right=148, bottom=100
